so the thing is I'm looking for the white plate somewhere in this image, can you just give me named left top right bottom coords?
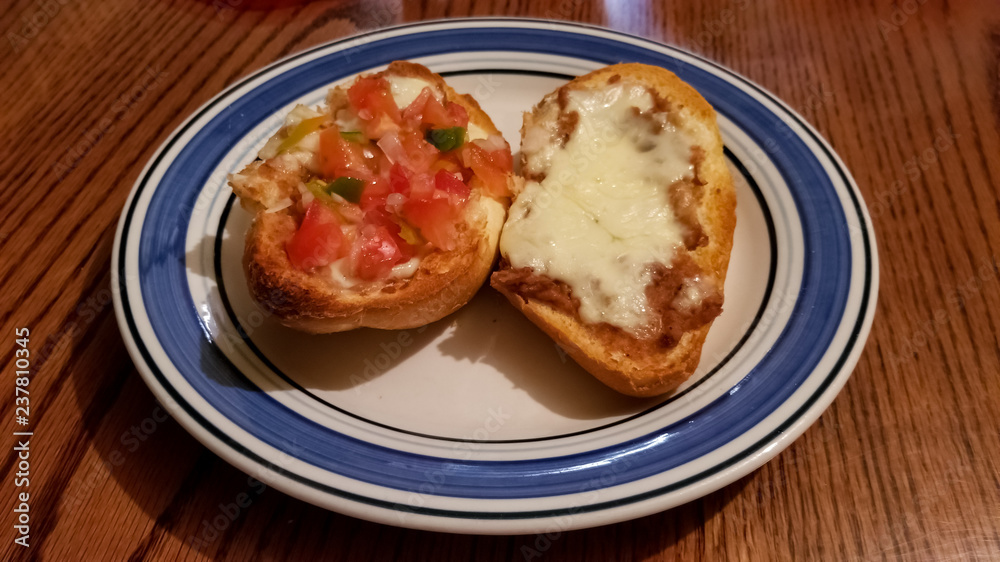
left=112, top=18, right=877, bottom=534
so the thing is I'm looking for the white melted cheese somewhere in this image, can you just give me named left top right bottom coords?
left=387, top=75, right=433, bottom=110
left=326, top=255, right=423, bottom=289
left=327, top=258, right=357, bottom=289
left=334, top=108, right=363, bottom=133
left=500, top=82, right=694, bottom=335
left=466, top=121, right=488, bottom=141
left=390, top=256, right=421, bottom=278
left=258, top=104, right=324, bottom=160
left=387, top=75, right=488, bottom=142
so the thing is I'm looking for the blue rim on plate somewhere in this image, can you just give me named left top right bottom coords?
left=112, top=18, right=877, bottom=533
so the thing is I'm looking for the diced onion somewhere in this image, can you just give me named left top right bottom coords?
left=386, top=192, right=406, bottom=214
left=301, top=190, right=315, bottom=207
left=475, top=134, right=507, bottom=152
left=335, top=108, right=363, bottom=133
left=377, top=131, right=407, bottom=165
left=265, top=197, right=293, bottom=213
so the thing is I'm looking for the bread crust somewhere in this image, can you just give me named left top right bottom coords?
left=492, top=63, right=737, bottom=397
left=233, top=62, right=513, bottom=333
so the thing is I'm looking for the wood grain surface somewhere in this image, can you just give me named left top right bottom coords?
left=2, top=0, right=999, bottom=560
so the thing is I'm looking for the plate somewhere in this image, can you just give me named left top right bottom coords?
left=112, top=18, right=877, bottom=534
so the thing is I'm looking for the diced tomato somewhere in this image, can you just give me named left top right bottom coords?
left=401, top=88, right=469, bottom=129
left=348, top=77, right=400, bottom=120
left=388, top=163, right=410, bottom=195
left=376, top=131, right=407, bottom=169
left=434, top=169, right=470, bottom=204
left=402, top=131, right=439, bottom=173
left=319, top=127, right=372, bottom=180
left=385, top=162, right=433, bottom=202
left=347, top=76, right=402, bottom=138
left=364, top=208, right=416, bottom=258
left=403, top=195, right=464, bottom=251
left=420, top=95, right=466, bottom=129
left=420, top=97, right=467, bottom=129
left=461, top=140, right=513, bottom=198
left=430, top=154, right=462, bottom=174
left=441, top=101, right=469, bottom=129
left=408, top=171, right=435, bottom=201
left=401, top=88, right=432, bottom=124
left=286, top=201, right=346, bottom=271
left=378, top=130, right=438, bottom=174
left=358, top=175, right=390, bottom=212
left=364, top=207, right=398, bottom=232
left=353, top=224, right=410, bottom=280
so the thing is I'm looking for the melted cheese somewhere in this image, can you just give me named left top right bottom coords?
left=500, top=83, right=694, bottom=335
left=386, top=75, right=488, bottom=141
left=258, top=104, right=324, bottom=160
left=327, top=255, right=423, bottom=289
left=387, top=75, right=433, bottom=110
left=466, top=121, right=488, bottom=141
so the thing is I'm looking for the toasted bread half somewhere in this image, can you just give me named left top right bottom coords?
left=230, top=62, right=515, bottom=332
left=491, top=63, right=737, bottom=397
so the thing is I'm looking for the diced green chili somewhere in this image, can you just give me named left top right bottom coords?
left=426, top=126, right=466, bottom=152
left=340, top=131, right=366, bottom=143
left=324, top=177, right=365, bottom=204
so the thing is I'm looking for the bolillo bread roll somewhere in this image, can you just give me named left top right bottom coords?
left=491, top=63, right=737, bottom=397
left=230, top=62, right=516, bottom=333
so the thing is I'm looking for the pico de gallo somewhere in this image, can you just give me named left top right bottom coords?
left=264, top=72, right=513, bottom=283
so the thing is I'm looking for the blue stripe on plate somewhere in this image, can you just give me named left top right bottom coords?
left=125, top=22, right=867, bottom=503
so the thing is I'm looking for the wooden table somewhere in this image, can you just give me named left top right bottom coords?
left=2, top=0, right=998, bottom=560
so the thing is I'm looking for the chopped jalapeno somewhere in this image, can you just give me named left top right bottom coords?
left=426, top=127, right=465, bottom=152
left=303, top=179, right=348, bottom=221
left=277, top=115, right=326, bottom=154
left=340, top=131, right=366, bottom=143
left=306, top=179, right=330, bottom=200
left=325, top=177, right=365, bottom=204
left=305, top=178, right=333, bottom=201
